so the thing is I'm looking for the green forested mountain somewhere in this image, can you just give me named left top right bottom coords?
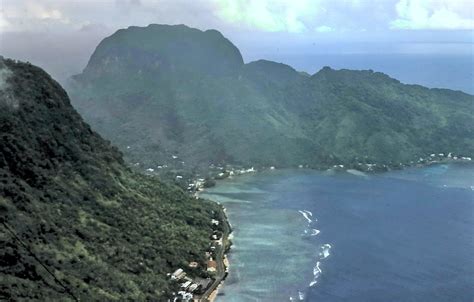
left=0, top=58, right=222, bottom=300
left=69, top=24, right=474, bottom=171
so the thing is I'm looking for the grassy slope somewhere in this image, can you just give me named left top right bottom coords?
left=0, top=58, right=221, bottom=301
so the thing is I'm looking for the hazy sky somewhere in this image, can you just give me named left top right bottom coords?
left=1, top=0, right=473, bottom=81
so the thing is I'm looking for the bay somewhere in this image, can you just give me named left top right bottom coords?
left=201, top=163, right=474, bottom=301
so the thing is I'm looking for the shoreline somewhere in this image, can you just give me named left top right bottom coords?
left=206, top=254, right=230, bottom=302
left=195, top=162, right=473, bottom=301
left=192, top=159, right=472, bottom=301
left=201, top=158, right=474, bottom=186
left=196, top=200, right=232, bottom=302
left=210, top=208, right=232, bottom=302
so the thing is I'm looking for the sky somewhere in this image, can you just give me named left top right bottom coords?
left=0, top=0, right=473, bottom=89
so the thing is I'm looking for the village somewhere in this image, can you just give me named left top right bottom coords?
left=138, top=151, right=473, bottom=189
left=136, top=151, right=473, bottom=301
left=168, top=214, right=231, bottom=302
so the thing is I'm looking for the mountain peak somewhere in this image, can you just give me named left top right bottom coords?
left=243, top=59, right=303, bottom=87
left=79, top=24, right=243, bottom=79
left=313, top=66, right=400, bottom=86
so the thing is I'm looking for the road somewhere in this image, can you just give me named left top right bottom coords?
left=199, top=209, right=231, bottom=302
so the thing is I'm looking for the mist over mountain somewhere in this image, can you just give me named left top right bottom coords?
left=68, top=24, right=474, bottom=171
left=0, top=57, right=222, bottom=300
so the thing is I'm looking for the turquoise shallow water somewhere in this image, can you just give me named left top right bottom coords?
left=200, top=164, right=474, bottom=301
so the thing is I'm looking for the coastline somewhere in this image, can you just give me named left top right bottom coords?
left=210, top=208, right=232, bottom=302
left=197, top=199, right=232, bottom=302
left=193, top=163, right=474, bottom=301
left=188, top=158, right=472, bottom=301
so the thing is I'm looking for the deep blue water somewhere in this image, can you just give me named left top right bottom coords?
left=201, top=164, right=474, bottom=301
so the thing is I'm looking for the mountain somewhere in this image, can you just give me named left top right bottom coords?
left=0, top=58, right=223, bottom=300
left=68, top=24, right=474, bottom=171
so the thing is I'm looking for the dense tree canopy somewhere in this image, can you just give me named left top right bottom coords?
left=0, top=58, right=220, bottom=301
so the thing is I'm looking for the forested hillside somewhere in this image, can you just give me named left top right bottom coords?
left=69, top=24, right=474, bottom=171
left=0, top=58, right=222, bottom=301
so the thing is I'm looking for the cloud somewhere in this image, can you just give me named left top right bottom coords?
left=1, top=1, right=71, bottom=32
left=0, top=64, right=19, bottom=109
left=0, top=65, right=12, bottom=92
left=23, top=2, right=69, bottom=23
left=115, top=0, right=142, bottom=6
left=214, top=0, right=320, bottom=33
left=315, top=25, right=334, bottom=32
left=391, top=0, right=474, bottom=30
left=0, top=9, right=11, bottom=31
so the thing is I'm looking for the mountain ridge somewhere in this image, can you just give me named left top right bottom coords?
left=68, top=24, right=474, bottom=173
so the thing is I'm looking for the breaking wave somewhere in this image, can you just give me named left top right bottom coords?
left=298, top=210, right=313, bottom=223
left=296, top=210, right=332, bottom=295
left=289, top=291, right=306, bottom=301
left=309, top=261, right=322, bottom=287
left=319, top=244, right=332, bottom=259
left=303, top=228, right=320, bottom=236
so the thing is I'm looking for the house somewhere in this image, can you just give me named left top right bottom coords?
left=177, top=291, right=193, bottom=300
left=207, top=260, right=217, bottom=272
left=171, top=268, right=186, bottom=280
left=188, top=283, right=199, bottom=292
left=172, top=268, right=183, bottom=277
left=181, top=281, right=192, bottom=289
left=175, top=271, right=186, bottom=280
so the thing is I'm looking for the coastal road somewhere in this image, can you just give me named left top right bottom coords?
left=200, top=209, right=231, bottom=302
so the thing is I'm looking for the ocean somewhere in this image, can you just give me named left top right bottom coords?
left=200, top=163, right=474, bottom=301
